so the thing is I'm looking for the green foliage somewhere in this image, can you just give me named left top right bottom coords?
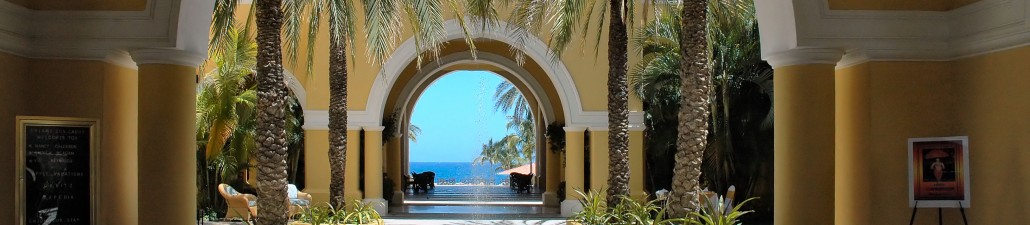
left=545, top=122, right=566, bottom=154
left=684, top=197, right=756, bottom=225
left=197, top=20, right=306, bottom=218
left=297, top=201, right=383, bottom=225
left=630, top=0, right=773, bottom=220
left=570, top=189, right=756, bottom=225
left=570, top=189, right=684, bottom=225
left=474, top=80, right=537, bottom=171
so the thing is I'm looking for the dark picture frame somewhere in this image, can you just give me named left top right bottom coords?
left=16, top=116, right=99, bottom=225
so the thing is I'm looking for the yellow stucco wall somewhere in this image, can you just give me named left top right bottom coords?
left=0, top=51, right=29, bottom=225
left=228, top=2, right=643, bottom=113
left=835, top=46, right=1030, bottom=224
left=0, top=54, right=145, bottom=225
left=829, top=0, right=980, bottom=11
left=950, top=46, right=1030, bottom=224
left=4, top=0, right=147, bottom=11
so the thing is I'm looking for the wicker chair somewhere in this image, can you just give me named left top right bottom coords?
left=217, top=183, right=257, bottom=221
left=287, top=184, right=312, bottom=217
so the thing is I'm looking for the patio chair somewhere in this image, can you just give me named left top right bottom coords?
left=287, top=184, right=312, bottom=217
left=217, top=183, right=257, bottom=221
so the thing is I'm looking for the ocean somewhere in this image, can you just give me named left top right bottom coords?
left=409, top=162, right=512, bottom=185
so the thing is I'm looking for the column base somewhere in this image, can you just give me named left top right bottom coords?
left=391, top=191, right=405, bottom=205
left=561, top=199, right=583, bottom=217
left=543, top=192, right=560, bottom=206
left=363, top=198, right=388, bottom=215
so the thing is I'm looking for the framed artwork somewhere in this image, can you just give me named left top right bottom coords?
left=16, top=116, right=99, bottom=225
left=908, top=136, right=970, bottom=208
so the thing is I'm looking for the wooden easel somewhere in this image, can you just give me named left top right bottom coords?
left=909, top=201, right=969, bottom=225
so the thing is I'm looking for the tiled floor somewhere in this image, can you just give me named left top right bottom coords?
left=207, top=186, right=563, bottom=224
left=390, top=185, right=560, bottom=219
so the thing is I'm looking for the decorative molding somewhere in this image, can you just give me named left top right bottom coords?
left=372, top=19, right=591, bottom=128
left=764, top=48, right=845, bottom=68
left=104, top=50, right=138, bottom=70
left=563, top=127, right=587, bottom=132
left=393, top=52, right=557, bottom=124
left=836, top=49, right=870, bottom=69
left=362, top=126, right=386, bottom=132
left=302, top=110, right=381, bottom=130
left=347, top=126, right=361, bottom=131
left=756, top=0, right=1030, bottom=63
left=129, top=48, right=206, bottom=67
left=0, top=0, right=209, bottom=64
left=588, top=127, right=609, bottom=132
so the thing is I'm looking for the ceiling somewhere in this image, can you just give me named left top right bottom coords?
left=828, top=0, right=981, bottom=11
left=4, top=0, right=146, bottom=11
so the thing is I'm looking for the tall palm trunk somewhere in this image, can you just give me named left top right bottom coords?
left=606, top=0, right=631, bottom=207
left=255, top=0, right=289, bottom=224
left=327, top=17, right=349, bottom=209
left=670, top=0, right=712, bottom=218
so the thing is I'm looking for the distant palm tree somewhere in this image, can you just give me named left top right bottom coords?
left=477, top=80, right=536, bottom=173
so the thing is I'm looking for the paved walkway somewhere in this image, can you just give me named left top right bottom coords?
left=207, top=186, right=563, bottom=224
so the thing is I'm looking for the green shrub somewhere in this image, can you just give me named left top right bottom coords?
left=569, top=189, right=755, bottom=225
left=297, top=200, right=383, bottom=225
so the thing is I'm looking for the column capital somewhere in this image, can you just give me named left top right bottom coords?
left=363, top=126, right=386, bottom=132
left=764, top=48, right=844, bottom=68
left=588, top=126, right=609, bottom=132
left=129, top=48, right=206, bottom=67
left=563, top=126, right=587, bottom=132
left=347, top=126, right=362, bottom=131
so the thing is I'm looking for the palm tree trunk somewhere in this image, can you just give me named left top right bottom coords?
left=606, top=0, right=631, bottom=207
left=255, top=0, right=289, bottom=224
left=670, top=0, right=712, bottom=218
left=327, top=18, right=349, bottom=209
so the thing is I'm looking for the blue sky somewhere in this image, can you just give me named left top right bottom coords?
left=408, top=70, right=515, bottom=162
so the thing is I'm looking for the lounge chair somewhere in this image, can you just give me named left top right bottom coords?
left=287, top=184, right=312, bottom=217
left=217, top=183, right=257, bottom=221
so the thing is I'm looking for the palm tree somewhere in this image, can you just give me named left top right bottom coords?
left=252, top=0, right=290, bottom=223
left=466, top=0, right=645, bottom=207
left=662, top=0, right=762, bottom=217
left=215, top=0, right=479, bottom=212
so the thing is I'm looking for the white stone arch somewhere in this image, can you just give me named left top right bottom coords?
left=359, top=19, right=589, bottom=127
left=392, top=52, right=557, bottom=124
left=283, top=70, right=307, bottom=106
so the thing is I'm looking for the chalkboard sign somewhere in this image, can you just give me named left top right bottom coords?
left=16, top=117, right=98, bottom=225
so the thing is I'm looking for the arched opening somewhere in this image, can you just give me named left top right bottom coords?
left=371, top=22, right=574, bottom=216
left=402, top=70, right=541, bottom=200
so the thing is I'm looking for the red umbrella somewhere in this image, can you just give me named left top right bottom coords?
left=496, top=164, right=537, bottom=175
left=923, top=149, right=950, bottom=159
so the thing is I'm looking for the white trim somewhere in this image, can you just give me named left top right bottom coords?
left=563, top=126, right=587, bottom=132
left=588, top=127, right=609, bottom=132
left=283, top=71, right=307, bottom=106
left=371, top=19, right=603, bottom=128
left=129, top=48, right=206, bottom=67
left=756, top=0, right=1030, bottom=63
left=836, top=49, right=870, bottom=70
left=104, top=50, right=139, bottom=70
left=302, top=110, right=381, bottom=130
left=0, top=0, right=208, bottom=62
left=764, top=48, right=844, bottom=68
left=362, top=126, right=386, bottom=132
left=393, top=52, right=557, bottom=124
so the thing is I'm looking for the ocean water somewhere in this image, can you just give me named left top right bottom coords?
left=409, top=162, right=512, bottom=185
